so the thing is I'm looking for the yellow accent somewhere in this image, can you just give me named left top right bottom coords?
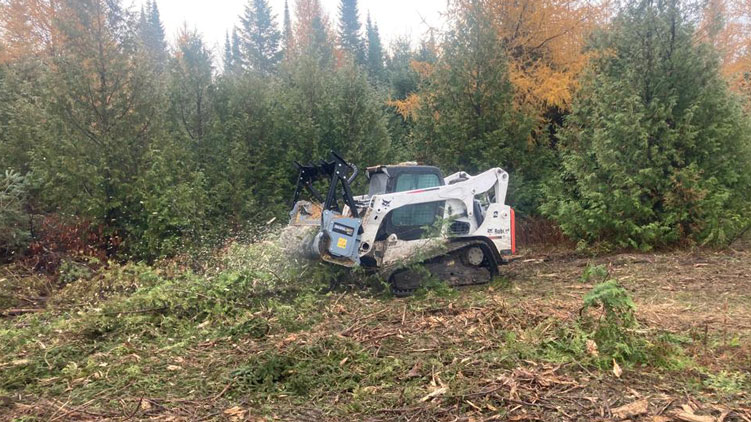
left=337, top=238, right=348, bottom=249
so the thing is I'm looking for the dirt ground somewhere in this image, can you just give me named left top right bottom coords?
left=2, top=247, right=750, bottom=422
left=338, top=248, right=751, bottom=422
left=511, top=247, right=751, bottom=341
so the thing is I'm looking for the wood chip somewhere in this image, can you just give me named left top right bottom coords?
left=586, top=339, right=599, bottom=357
left=406, top=361, right=422, bottom=379
left=223, top=406, right=247, bottom=422
left=613, top=359, right=623, bottom=378
left=673, top=411, right=716, bottom=422
left=612, top=398, right=649, bottom=420
left=419, top=386, right=448, bottom=402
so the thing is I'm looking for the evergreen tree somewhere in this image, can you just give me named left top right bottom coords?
left=283, top=0, right=293, bottom=56
left=278, top=57, right=392, bottom=184
left=543, top=0, right=751, bottom=248
left=231, top=28, right=243, bottom=68
left=168, top=29, right=214, bottom=146
left=33, top=0, right=163, bottom=254
left=238, top=0, right=282, bottom=75
left=138, top=0, right=168, bottom=67
left=411, top=0, right=546, bottom=213
left=417, top=30, right=438, bottom=64
left=412, top=1, right=534, bottom=173
left=365, top=13, right=383, bottom=79
left=0, top=170, right=30, bottom=256
left=210, top=74, right=278, bottom=225
left=223, top=31, right=234, bottom=73
left=386, top=37, right=418, bottom=100
left=338, top=0, right=364, bottom=63
left=310, top=14, right=334, bottom=67
left=0, top=61, right=50, bottom=174
left=148, top=1, right=167, bottom=48
left=134, top=27, right=212, bottom=259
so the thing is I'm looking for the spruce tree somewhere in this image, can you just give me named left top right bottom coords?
left=283, top=0, right=293, bottom=56
left=168, top=29, right=214, bottom=145
left=138, top=0, right=168, bottom=67
left=386, top=37, right=418, bottom=100
left=223, top=31, right=234, bottom=73
left=338, top=0, right=364, bottom=63
left=35, top=0, right=164, bottom=254
left=148, top=1, right=167, bottom=49
left=311, top=15, right=333, bottom=67
left=238, top=0, right=282, bottom=75
left=231, top=28, right=243, bottom=68
left=365, top=13, right=383, bottom=79
left=411, top=0, right=536, bottom=208
left=543, top=0, right=751, bottom=248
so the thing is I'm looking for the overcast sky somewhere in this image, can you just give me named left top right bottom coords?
left=133, top=0, right=448, bottom=55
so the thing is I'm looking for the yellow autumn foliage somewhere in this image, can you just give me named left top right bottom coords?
left=698, top=0, right=751, bottom=100
left=392, top=0, right=608, bottom=125
left=483, top=0, right=608, bottom=114
left=0, top=0, right=60, bottom=64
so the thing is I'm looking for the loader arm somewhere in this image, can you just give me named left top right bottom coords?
left=357, top=168, right=512, bottom=263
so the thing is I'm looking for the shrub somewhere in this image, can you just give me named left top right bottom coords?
left=579, top=263, right=608, bottom=283
left=580, top=280, right=644, bottom=364
left=543, top=1, right=751, bottom=249
left=0, top=170, right=30, bottom=258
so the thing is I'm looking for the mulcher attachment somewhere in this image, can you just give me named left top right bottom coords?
left=290, top=151, right=360, bottom=218
left=289, top=151, right=363, bottom=267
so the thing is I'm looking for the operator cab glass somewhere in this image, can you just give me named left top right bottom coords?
left=393, top=173, right=441, bottom=193
left=391, top=173, right=442, bottom=227
left=368, top=165, right=445, bottom=241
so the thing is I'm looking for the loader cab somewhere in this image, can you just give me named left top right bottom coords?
left=367, top=164, right=446, bottom=241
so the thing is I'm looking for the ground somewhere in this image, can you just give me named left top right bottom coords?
left=1, top=242, right=750, bottom=421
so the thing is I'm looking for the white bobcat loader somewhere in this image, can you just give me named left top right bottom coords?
left=288, top=152, right=516, bottom=295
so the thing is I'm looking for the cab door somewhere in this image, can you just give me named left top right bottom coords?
left=387, top=172, right=444, bottom=240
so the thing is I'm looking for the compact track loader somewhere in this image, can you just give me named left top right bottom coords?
left=288, top=152, right=516, bottom=295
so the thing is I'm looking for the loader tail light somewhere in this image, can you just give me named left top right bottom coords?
left=510, top=208, right=516, bottom=255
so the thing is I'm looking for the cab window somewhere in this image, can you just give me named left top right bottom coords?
left=394, top=173, right=441, bottom=193
left=392, top=173, right=443, bottom=228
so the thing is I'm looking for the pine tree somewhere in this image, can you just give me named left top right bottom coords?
left=338, top=0, right=364, bottom=63
left=543, top=0, right=751, bottom=248
left=139, top=0, right=168, bottom=67
left=35, top=0, right=164, bottom=253
left=411, top=0, right=543, bottom=213
left=238, top=0, right=282, bottom=75
left=293, top=0, right=334, bottom=67
left=283, top=0, right=294, bottom=56
left=294, top=0, right=329, bottom=54
left=231, top=28, right=243, bottom=68
left=148, top=1, right=167, bottom=49
left=168, top=28, right=214, bottom=145
left=223, top=31, right=234, bottom=73
left=365, top=13, right=383, bottom=79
